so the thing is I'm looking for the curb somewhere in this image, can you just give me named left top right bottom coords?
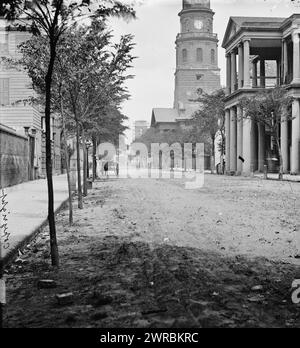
left=2, top=198, right=69, bottom=267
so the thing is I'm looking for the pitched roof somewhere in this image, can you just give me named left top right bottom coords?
left=231, top=16, right=285, bottom=27
left=222, top=16, right=286, bottom=48
left=151, top=108, right=179, bottom=125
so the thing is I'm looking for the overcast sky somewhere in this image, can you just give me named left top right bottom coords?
left=109, top=0, right=300, bottom=140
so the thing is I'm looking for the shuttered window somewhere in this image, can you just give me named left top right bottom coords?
left=0, top=78, right=9, bottom=105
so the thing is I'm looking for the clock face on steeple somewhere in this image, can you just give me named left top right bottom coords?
left=194, top=19, right=203, bottom=30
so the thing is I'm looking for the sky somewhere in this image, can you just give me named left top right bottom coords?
left=109, top=0, right=300, bottom=141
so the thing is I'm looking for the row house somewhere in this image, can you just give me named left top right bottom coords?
left=0, top=19, right=62, bottom=181
left=222, top=15, right=300, bottom=175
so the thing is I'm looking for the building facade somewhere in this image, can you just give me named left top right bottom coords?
left=151, top=0, right=221, bottom=131
left=0, top=19, right=62, bottom=181
left=133, top=120, right=148, bottom=141
left=223, top=15, right=300, bottom=175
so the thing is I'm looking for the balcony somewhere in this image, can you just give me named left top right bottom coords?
left=229, top=75, right=283, bottom=95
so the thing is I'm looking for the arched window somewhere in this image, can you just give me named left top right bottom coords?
left=182, top=49, right=188, bottom=63
left=211, top=49, right=216, bottom=64
left=196, top=48, right=203, bottom=62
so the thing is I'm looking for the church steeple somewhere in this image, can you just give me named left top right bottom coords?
left=174, top=0, right=220, bottom=119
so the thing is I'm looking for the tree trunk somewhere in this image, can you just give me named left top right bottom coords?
left=65, top=146, right=73, bottom=224
left=76, top=121, right=83, bottom=209
left=92, top=136, right=97, bottom=181
left=60, top=97, right=73, bottom=226
left=82, top=131, right=88, bottom=197
left=45, top=41, right=59, bottom=267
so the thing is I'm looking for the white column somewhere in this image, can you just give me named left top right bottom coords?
left=236, top=105, right=243, bottom=174
left=225, top=109, right=231, bottom=173
left=230, top=107, right=237, bottom=172
left=258, top=123, right=265, bottom=172
left=252, top=60, right=257, bottom=88
left=291, top=98, right=300, bottom=174
left=231, top=51, right=237, bottom=93
left=242, top=116, right=253, bottom=175
left=292, top=33, right=300, bottom=84
left=243, top=39, right=251, bottom=88
left=281, top=112, right=289, bottom=173
left=276, top=59, right=281, bottom=86
left=283, top=39, right=288, bottom=84
left=238, top=44, right=244, bottom=89
left=260, top=60, right=266, bottom=88
left=226, top=54, right=231, bottom=95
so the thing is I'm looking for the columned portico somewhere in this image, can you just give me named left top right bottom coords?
left=223, top=15, right=300, bottom=177
left=230, top=107, right=237, bottom=172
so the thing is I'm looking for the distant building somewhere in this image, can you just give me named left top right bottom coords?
left=0, top=19, right=62, bottom=180
left=151, top=0, right=221, bottom=131
left=222, top=14, right=300, bottom=175
left=133, top=120, right=148, bottom=140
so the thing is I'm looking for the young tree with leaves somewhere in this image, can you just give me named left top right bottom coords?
left=240, top=87, right=293, bottom=180
left=192, top=88, right=226, bottom=173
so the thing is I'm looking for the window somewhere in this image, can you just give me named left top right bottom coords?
left=211, top=49, right=216, bottom=64
left=182, top=49, right=188, bottom=63
left=196, top=48, right=203, bottom=62
left=0, top=78, right=9, bottom=105
left=0, top=33, right=8, bottom=55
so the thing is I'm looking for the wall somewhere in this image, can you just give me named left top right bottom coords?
left=0, top=124, right=29, bottom=188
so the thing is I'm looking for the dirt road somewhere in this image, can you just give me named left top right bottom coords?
left=4, top=175, right=300, bottom=327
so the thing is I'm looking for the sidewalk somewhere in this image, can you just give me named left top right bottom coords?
left=254, top=173, right=300, bottom=182
left=1, top=175, right=69, bottom=264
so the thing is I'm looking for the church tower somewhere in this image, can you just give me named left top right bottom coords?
left=174, top=0, right=221, bottom=120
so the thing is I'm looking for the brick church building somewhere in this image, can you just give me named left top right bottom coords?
left=151, top=0, right=221, bottom=131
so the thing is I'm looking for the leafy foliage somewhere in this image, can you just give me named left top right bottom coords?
left=240, top=86, right=293, bottom=179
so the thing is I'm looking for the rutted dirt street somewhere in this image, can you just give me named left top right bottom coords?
left=4, top=175, right=300, bottom=327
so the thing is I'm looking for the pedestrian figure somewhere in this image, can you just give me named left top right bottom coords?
left=115, top=162, right=119, bottom=177
left=104, top=162, right=109, bottom=177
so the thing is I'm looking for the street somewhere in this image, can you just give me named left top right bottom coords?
left=3, top=175, right=300, bottom=328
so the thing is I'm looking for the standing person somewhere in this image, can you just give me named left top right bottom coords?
left=104, top=162, right=109, bottom=178
left=115, top=162, right=119, bottom=177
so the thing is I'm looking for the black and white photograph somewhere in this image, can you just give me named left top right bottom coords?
left=0, top=0, right=300, bottom=334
